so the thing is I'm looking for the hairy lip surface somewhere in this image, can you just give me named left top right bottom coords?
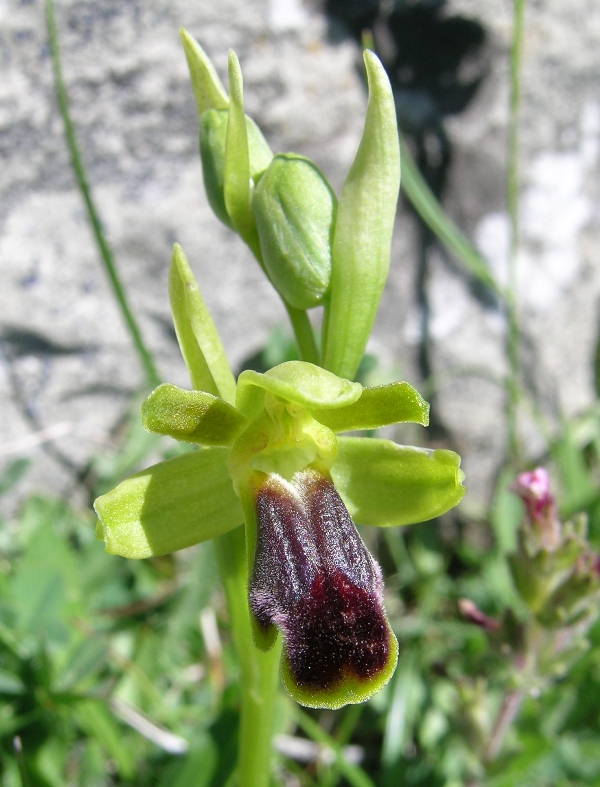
left=250, top=468, right=391, bottom=691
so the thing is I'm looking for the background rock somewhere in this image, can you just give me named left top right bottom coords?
left=1, top=0, right=599, bottom=518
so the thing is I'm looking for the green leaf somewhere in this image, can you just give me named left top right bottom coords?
left=223, top=51, right=262, bottom=260
left=142, top=384, right=247, bottom=445
left=236, top=361, right=362, bottom=419
left=179, top=28, right=229, bottom=116
left=0, top=458, right=30, bottom=497
left=169, top=243, right=237, bottom=405
left=94, top=449, right=243, bottom=558
left=76, top=700, right=135, bottom=779
left=331, top=437, right=464, bottom=526
left=322, top=51, right=400, bottom=380
left=313, top=381, right=429, bottom=432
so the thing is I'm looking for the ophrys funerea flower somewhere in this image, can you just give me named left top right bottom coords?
left=95, top=257, right=464, bottom=707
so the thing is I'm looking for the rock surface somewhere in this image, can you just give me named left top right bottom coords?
left=1, top=0, right=599, bottom=518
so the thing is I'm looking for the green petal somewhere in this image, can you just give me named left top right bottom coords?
left=236, top=361, right=362, bottom=420
left=179, top=29, right=229, bottom=116
left=332, top=437, right=465, bottom=526
left=169, top=243, right=237, bottom=405
left=142, top=384, right=247, bottom=445
left=94, top=449, right=243, bottom=558
left=322, top=51, right=400, bottom=380
left=313, top=381, right=429, bottom=433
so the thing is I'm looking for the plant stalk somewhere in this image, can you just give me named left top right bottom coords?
left=505, top=0, right=526, bottom=465
left=285, top=304, right=320, bottom=365
left=45, top=0, right=160, bottom=390
left=214, top=528, right=281, bottom=787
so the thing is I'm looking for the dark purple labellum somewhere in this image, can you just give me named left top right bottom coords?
left=249, top=468, right=395, bottom=703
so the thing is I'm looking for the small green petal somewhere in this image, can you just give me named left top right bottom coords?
left=169, top=243, right=237, bottom=405
left=94, top=449, right=243, bottom=559
left=332, top=437, right=465, bottom=527
left=179, top=29, right=229, bottom=116
left=142, top=384, right=247, bottom=445
left=313, top=381, right=430, bottom=433
left=236, top=361, right=362, bottom=420
left=322, top=51, right=400, bottom=380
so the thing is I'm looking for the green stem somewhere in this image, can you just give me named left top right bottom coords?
left=214, top=528, right=281, bottom=787
left=505, top=0, right=526, bottom=464
left=399, top=135, right=501, bottom=297
left=45, top=0, right=160, bottom=390
left=285, top=304, right=320, bottom=364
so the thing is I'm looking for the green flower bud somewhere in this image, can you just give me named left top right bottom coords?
left=199, top=108, right=272, bottom=228
left=253, top=153, right=337, bottom=310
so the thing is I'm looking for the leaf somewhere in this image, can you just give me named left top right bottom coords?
left=94, top=449, right=243, bottom=559
left=0, top=458, right=30, bottom=497
left=331, top=437, right=464, bottom=527
left=142, top=384, right=247, bottom=445
left=322, top=51, right=400, bottom=380
left=313, top=381, right=429, bottom=432
left=76, top=700, right=135, bottom=780
left=169, top=243, right=236, bottom=404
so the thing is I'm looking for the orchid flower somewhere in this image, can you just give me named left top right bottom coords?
left=94, top=36, right=465, bottom=715
left=94, top=246, right=464, bottom=709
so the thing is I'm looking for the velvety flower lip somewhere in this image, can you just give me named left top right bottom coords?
left=250, top=468, right=397, bottom=709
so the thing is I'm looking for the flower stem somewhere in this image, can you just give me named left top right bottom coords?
left=285, top=304, right=320, bottom=365
left=505, top=0, right=526, bottom=465
left=45, top=0, right=160, bottom=390
left=214, top=528, right=281, bottom=787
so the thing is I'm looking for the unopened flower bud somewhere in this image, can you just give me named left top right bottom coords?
left=253, top=153, right=336, bottom=310
left=199, top=108, right=272, bottom=228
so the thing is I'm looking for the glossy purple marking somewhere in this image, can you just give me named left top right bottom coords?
left=249, top=468, right=391, bottom=690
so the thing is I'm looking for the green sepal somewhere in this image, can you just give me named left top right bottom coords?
left=331, top=437, right=464, bottom=526
left=179, top=29, right=229, bottom=116
left=200, top=108, right=273, bottom=229
left=168, top=243, right=237, bottom=405
left=94, top=449, right=243, bottom=559
left=281, top=624, right=398, bottom=710
left=236, top=361, right=362, bottom=420
left=142, top=384, right=247, bottom=445
left=223, top=51, right=262, bottom=260
left=253, top=153, right=336, bottom=309
left=322, top=50, right=400, bottom=380
left=313, top=381, right=429, bottom=432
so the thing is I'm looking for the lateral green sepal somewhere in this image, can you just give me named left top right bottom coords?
left=179, top=29, right=229, bottom=116
left=332, top=437, right=464, bottom=526
left=312, top=381, right=429, bottom=432
left=169, top=243, right=237, bottom=405
left=93, top=449, right=243, bottom=559
left=236, top=361, right=362, bottom=420
left=142, top=384, right=247, bottom=445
